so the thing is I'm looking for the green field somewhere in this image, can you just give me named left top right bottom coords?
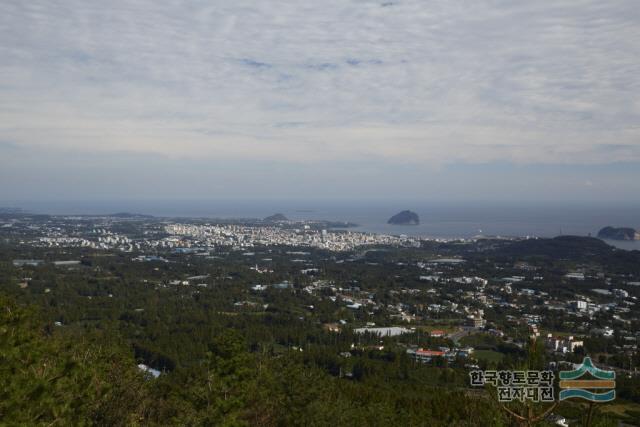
left=473, top=350, right=505, bottom=364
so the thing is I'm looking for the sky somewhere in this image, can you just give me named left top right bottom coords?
left=1, top=0, right=639, bottom=203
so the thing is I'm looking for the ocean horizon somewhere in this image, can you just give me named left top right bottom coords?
left=5, top=199, right=640, bottom=250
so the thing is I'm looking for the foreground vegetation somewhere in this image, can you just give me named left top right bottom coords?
left=1, top=293, right=511, bottom=426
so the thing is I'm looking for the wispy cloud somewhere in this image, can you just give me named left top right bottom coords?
left=0, top=0, right=639, bottom=168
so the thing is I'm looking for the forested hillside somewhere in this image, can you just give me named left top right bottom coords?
left=1, top=293, right=508, bottom=426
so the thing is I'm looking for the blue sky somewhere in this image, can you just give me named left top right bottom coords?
left=1, top=1, right=639, bottom=202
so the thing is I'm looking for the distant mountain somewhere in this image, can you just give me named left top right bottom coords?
left=387, top=210, right=419, bottom=225
left=108, top=212, right=154, bottom=219
left=597, top=226, right=639, bottom=241
left=264, top=213, right=288, bottom=222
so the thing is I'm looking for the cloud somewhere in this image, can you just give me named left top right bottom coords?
left=0, top=0, right=639, bottom=168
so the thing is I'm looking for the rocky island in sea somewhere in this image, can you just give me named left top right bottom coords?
left=387, top=210, right=420, bottom=225
left=597, top=226, right=640, bottom=241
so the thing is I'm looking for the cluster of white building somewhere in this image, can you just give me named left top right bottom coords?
left=25, top=220, right=422, bottom=253
left=163, top=223, right=420, bottom=252
left=36, top=235, right=139, bottom=251
left=545, top=334, right=584, bottom=354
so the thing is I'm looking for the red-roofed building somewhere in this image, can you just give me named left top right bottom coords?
left=412, top=348, right=446, bottom=362
left=430, top=330, right=446, bottom=338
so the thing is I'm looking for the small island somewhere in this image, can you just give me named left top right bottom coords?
left=387, top=210, right=420, bottom=225
left=263, top=213, right=288, bottom=222
left=597, top=226, right=640, bottom=241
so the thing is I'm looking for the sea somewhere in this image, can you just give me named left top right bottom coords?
left=8, top=199, right=640, bottom=251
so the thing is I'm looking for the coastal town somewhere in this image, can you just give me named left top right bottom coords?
left=3, top=213, right=422, bottom=252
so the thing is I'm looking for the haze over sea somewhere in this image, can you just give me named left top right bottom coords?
left=10, top=199, right=640, bottom=251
